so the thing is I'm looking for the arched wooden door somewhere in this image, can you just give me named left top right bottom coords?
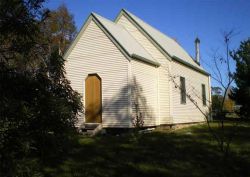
left=85, top=74, right=102, bottom=123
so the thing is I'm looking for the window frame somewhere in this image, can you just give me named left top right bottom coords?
left=180, top=76, right=186, bottom=104
left=202, top=84, right=206, bottom=106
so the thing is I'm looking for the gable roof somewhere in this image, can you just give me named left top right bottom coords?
left=92, top=13, right=160, bottom=66
left=64, top=10, right=209, bottom=75
left=64, top=12, right=160, bottom=67
left=117, top=9, right=209, bottom=75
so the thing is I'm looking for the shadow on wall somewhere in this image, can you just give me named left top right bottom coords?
left=130, top=76, right=155, bottom=126
left=81, top=76, right=155, bottom=128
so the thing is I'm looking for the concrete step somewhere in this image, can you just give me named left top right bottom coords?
left=90, top=124, right=103, bottom=137
left=82, top=123, right=100, bottom=130
left=80, top=123, right=104, bottom=136
left=81, top=129, right=95, bottom=136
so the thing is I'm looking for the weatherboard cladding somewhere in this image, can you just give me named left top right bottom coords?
left=116, top=10, right=211, bottom=124
left=64, top=9, right=211, bottom=127
left=116, top=14, right=172, bottom=124
left=171, top=61, right=209, bottom=123
left=64, top=20, right=130, bottom=127
left=131, top=59, right=158, bottom=126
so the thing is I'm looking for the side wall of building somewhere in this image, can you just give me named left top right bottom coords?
left=65, top=19, right=130, bottom=128
left=171, top=61, right=210, bottom=123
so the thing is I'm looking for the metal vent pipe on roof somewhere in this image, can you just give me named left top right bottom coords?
left=195, top=37, right=200, bottom=65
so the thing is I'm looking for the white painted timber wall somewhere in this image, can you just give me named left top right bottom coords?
left=171, top=61, right=210, bottom=123
left=65, top=20, right=129, bottom=128
left=131, top=60, right=158, bottom=126
left=117, top=15, right=172, bottom=125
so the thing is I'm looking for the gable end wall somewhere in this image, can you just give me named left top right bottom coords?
left=117, top=14, right=172, bottom=125
left=65, top=19, right=130, bottom=128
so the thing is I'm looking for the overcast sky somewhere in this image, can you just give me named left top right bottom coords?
left=45, top=0, right=250, bottom=86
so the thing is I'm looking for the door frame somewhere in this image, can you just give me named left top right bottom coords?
left=85, top=73, right=102, bottom=123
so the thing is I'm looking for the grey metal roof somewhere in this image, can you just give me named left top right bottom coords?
left=121, top=9, right=206, bottom=72
left=92, top=13, right=160, bottom=66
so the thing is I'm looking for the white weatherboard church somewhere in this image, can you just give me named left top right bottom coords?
left=64, top=9, right=211, bottom=129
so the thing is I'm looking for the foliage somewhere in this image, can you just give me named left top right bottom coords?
left=131, top=103, right=144, bottom=131
left=132, top=113, right=144, bottom=130
left=231, top=39, right=250, bottom=118
left=211, top=86, right=235, bottom=116
left=212, top=86, right=223, bottom=95
left=41, top=3, right=77, bottom=54
left=212, top=95, right=223, bottom=114
left=223, top=98, right=235, bottom=112
left=211, top=86, right=223, bottom=115
left=0, top=0, right=48, bottom=70
left=0, top=0, right=82, bottom=176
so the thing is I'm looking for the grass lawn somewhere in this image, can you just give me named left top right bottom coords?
left=43, top=122, right=250, bottom=177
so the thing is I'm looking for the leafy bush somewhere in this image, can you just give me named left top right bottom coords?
left=0, top=1, right=82, bottom=176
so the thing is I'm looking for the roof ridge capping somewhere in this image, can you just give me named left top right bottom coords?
left=121, top=9, right=175, bottom=41
left=116, top=9, right=209, bottom=75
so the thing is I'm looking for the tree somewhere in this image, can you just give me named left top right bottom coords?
left=168, top=31, right=238, bottom=156
left=0, top=0, right=48, bottom=70
left=0, top=1, right=82, bottom=176
left=206, top=31, right=238, bottom=154
left=42, top=4, right=77, bottom=54
left=231, top=39, right=250, bottom=118
left=223, top=87, right=235, bottom=113
left=212, top=86, right=223, bottom=95
left=211, top=86, right=223, bottom=116
left=212, top=86, right=235, bottom=117
left=223, top=98, right=235, bottom=112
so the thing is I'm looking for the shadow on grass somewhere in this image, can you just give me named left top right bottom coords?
left=43, top=123, right=250, bottom=177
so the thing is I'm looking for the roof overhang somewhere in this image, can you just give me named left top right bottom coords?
left=172, top=56, right=210, bottom=76
left=132, top=54, right=160, bottom=67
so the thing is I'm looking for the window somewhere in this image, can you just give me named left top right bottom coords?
left=180, top=77, right=186, bottom=104
left=202, top=84, right=206, bottom=106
